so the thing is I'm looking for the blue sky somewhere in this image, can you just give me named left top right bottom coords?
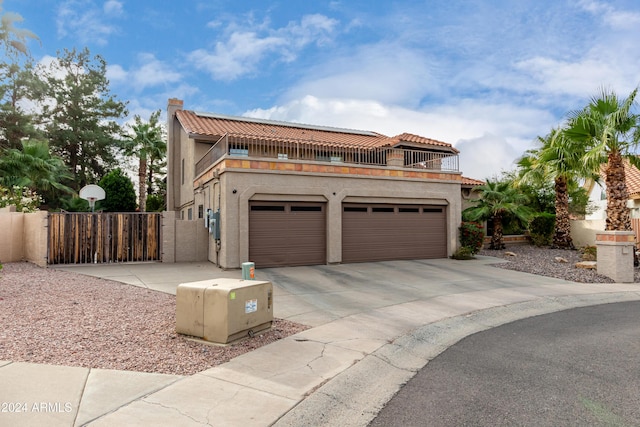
left=7, top=0, right=640, bottom=180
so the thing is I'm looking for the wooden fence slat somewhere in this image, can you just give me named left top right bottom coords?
left=47, top=212, right=162, bottom=265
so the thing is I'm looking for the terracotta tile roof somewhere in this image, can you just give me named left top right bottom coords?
left=595, top=159, right=640, bottom=197
left=175, top=109, right=456, bottom=153
left=387, top=133, right=459, bottom=153
left=623, top=161, right=640, bottom=196
left=461, top=176, right=485, bottom=186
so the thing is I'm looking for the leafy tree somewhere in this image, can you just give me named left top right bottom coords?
left=565, top=87, right=640, bottom=231
left=0, top=61, right=45, bottom=150
left=121, top=110, right=165, bottom=211
left=516, top=128, right=596, bottom=249
left=463, top=179, right=533, bottom=249
left=97, top=169, right=136, bottom=212
left=41, top=48, right=128, bottom=191
left=145, top=194, right=164, bottom=212
left=0, top=139, right=73, bottom=205
left=0, top=4, right=42, bottom=151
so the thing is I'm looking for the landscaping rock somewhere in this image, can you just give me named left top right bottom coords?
left=555, top=257, right=569, bottom=263
left=504, top=251, right=517, bottom=257
left=576, top=261, right=597, bottom=270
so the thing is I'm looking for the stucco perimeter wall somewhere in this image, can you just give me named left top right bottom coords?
left=161, top=210, right=208, bottom=263
left=214, top=167, right=462, bottom=269
left=0, top=210, right=48, bottom=267
left=571, top=219, right=606, bottom=248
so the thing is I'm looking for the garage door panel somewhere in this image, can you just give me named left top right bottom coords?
left=343, top=204, right=446, bottom=263
left=250, top=202, right=326, bottom=268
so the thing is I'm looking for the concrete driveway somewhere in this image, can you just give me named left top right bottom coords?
left=44, top=256, right=640, bottom=426
left=57, top=256, right=584, bottom=328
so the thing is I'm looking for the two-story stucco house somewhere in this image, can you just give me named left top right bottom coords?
left=166, top=98, right=465, bottom=269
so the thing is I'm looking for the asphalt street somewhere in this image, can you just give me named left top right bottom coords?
left=370, top=301, right=640, bottom=427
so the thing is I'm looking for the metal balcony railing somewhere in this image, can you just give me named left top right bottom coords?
left=195, top=134, right=459, bottom=177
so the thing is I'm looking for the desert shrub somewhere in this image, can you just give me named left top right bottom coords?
left=528, top=213, right=555, bottom=247
left=581, top=245, right=597, bottom=261
left=459, top=221, right=485, bottom=254
left=451, top=246, right=475, bottom=260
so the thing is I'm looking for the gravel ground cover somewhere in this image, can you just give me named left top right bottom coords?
left=479, top=244, right=640, bottom=283
left=0, top=262, right=308, bottom=376
left=1, top=246, right=634, bottom=376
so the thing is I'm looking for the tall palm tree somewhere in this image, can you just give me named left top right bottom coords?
left=0, top=139, right=73, bottom=199
left=122, top=110, right=166, bottom=211
left=463, top=179, right=533, bottom=249
left=516, top=128, right=595, bottom=249
left=565, top=87, right=640, bottom=231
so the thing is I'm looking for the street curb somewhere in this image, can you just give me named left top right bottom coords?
left=272, top=291, right=640, bottom=427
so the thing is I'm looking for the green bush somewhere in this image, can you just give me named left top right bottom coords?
left=451, top=246, right=475, bottom=260
left=528, top=213, right=555, bottom=247
left=59, top=196, right=90, bottom=212
left=459, top=221, right=485, bottom=254
left=97, top=169, right=137, bottom=212
left=145, top=194, right=165, bottom=212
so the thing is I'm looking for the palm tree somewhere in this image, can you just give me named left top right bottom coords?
left=0, top=139, right=73, bottom=200
left=463, top=179, right=533, bottom=249
left=516, top=128, right=595, bottom=249
left=122, top=110, right=166, bottom=211
left=565, top=87, right=640, bottom=231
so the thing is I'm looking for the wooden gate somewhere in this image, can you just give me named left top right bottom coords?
left=48, top=212, right=162, bottom=264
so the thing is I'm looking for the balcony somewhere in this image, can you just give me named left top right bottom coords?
left=195, top=134, right=459, bottom=178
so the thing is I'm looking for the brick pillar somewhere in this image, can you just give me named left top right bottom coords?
left=386, top=149, right=404, bottom=167
left=595, top=231, right=635, bottom=283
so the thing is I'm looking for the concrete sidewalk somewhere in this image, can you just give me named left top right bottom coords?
left=2, top=257, right=639, bottom=426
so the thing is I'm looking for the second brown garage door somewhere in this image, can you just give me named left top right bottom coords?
left=249, top=201, right=326, bottom=268
left=342, top=203, right=447, bottom=263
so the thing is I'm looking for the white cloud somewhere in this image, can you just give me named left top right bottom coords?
left=578, top=0, right=640, bottom=30
left=188, top=14, right=338, bottom=81
left=104, top=0, right=124, bottom=16
left=130, top=53, right=182, bottom=89
left=283, top=43, right=437, bottom=106
left=106, top=64, right=127, bottom=82
left=56, top=0, right=122, bottom=46
left=456, top=134, right=524, bottom=181
left=107, top=54, right=182, bottom=91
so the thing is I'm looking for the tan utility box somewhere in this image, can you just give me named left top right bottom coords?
left=176, top=278, right=273, bottom=344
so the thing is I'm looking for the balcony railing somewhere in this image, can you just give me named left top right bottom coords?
left=195, top=134, right=459, bottom=177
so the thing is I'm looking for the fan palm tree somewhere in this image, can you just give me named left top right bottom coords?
left=516, top=128, right=595, bottom=249
left=463, top=179, right=533, bottom=249
left=0, top=139, right=73, bottom=199
left=122, top=110, right=166, bottom=211
left=565, top=87, right=640, bottom=231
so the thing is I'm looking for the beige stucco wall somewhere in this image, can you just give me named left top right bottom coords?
left=571, top=219, right=606, bottom=248
left=0, top=211, right=25, bottom=263
left=161, top=210, right=208, bottom=263
left=23, top=211, right=48, bottom=267
left=209, top=167, right=461, bottom=269
left=0, top=210, right=48, bottom=266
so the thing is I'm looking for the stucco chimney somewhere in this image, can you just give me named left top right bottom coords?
left=166, top=98, right=184, bottom=213
left=167, top=98, right=183, bottom=117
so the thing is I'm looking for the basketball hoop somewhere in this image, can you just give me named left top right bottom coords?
left=87, top=197, right=98, bottom=212
left=79, top=185, right=106, bottom=212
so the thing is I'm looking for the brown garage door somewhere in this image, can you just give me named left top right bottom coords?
left=342, top=204, right=447, bottom=263
left=249, top=201, right=326, bottom=268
